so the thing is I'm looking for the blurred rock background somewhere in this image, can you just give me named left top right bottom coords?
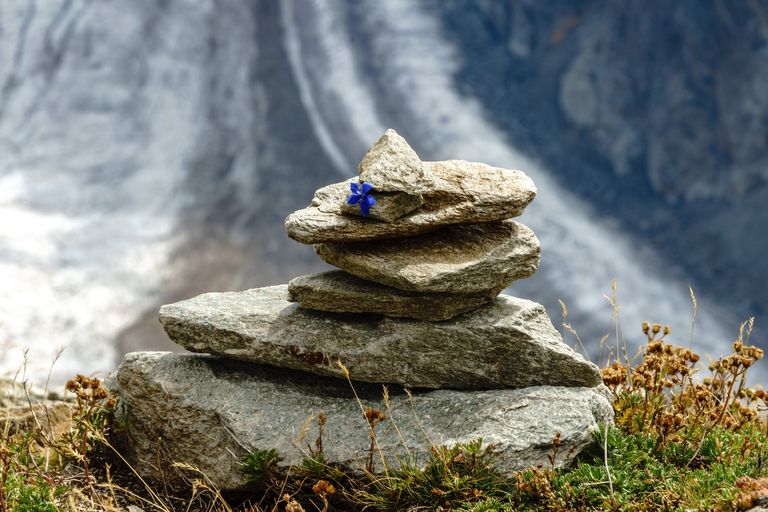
left=0, top=0, right=765, bottom=383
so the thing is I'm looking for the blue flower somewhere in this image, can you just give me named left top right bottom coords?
left=347, top=181, right=376, bottom=217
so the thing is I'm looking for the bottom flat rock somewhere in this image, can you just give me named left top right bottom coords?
left=112, top=352, right=613, bottom=491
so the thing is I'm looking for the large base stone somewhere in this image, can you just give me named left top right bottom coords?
left=314, top=220, right=540, bottom=294
left=288, top=270, right=500, bottom=321
left=159, top=285, right=602, bottom=389
left=111, top=352, right=613, bottom=491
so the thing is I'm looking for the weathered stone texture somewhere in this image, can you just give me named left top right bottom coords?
left=357, top=128, right=434, bottom=195
left=159, top=285, right=601, bottom=389
left=314, top=220, right=540, bottom=294
left=286, top=160, right=536, bottom=244
left=288, top=270, right=499, bottom=320
left=112, top=352, right=613, bottom=490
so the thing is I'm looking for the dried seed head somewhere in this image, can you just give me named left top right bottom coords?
left=364, top=408, right=385, bottom=425
left=312, top=479, right=336, bottom=496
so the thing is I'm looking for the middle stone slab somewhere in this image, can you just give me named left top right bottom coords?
left=159, top=285, right=601, bottom=389
left=288, top=270, right=502, bottom=321
left=314, top=220, right=541, bottom=294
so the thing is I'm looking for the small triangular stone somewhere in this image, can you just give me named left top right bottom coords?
left=358, top=129, right=433, bottom=195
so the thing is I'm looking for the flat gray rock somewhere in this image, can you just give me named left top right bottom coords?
left=159, top=284, right=601, bottom=389
left=357, top=129, right=434, bottom=195
left=288, top=270, right=500, bottom=321
left=111, top=352, right=613, bottom=491
left=315, top=220, right=540, bottom=294
left=285, top=160, right=536, bottom=244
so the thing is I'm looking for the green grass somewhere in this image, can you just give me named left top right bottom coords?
left=3, top=473, right=60, bottom=512
left=1, top=431, right=63, bottom=512
left=539, top=424, right=768, bottom=511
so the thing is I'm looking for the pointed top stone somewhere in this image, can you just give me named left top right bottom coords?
left=358, top=129, right=433, bottom=194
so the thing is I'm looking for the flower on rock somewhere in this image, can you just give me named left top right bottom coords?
left=347, top=181, right=376, bottom=217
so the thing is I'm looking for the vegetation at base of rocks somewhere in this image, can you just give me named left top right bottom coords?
left=3, top=315, right=768, bottom=511
left=1, top=374, right=118, bottom=512
left=236, top=319, right=768, bottom=512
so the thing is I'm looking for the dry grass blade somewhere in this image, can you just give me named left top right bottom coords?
left=689, top=286, right=698, bottom=349
left=336, top=359, right=388, bottom=476
left=559, top=299, right=591, bottom=361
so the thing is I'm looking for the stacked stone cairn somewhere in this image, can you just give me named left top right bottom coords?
left=111, top=130, right=613, bottom=491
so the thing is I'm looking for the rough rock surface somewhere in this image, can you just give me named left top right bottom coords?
left=286, top=160, right=536, bottom=244
left=357, top=129, right=433, bottom=194
left=0, top=403, right=74, bottom=441
left=340, top=189, right=424, bottom=222
left=288, top=270, right=500, bottom=320
left=159, top=285, right=601, bottom=389
left=315, top=220, right=540, bottom=293
left=112, top=352, right=614, bottom=490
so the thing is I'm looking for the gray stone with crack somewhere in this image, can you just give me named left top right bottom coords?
left=159, top=284, right=601, bottom=389
left=111, top=351, right=613, bottom=491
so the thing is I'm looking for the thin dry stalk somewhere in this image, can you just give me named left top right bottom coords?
left=559, top=299, right=590, bottom=361
left=99, top=436, right=174, bottom=511
left=403, top=388, right=438, bottom=455
left=336, top=360, right=388, bottom=476
left=172, top=462, right=234, bottom=512
left=603, top=278, right=628, bottom=366
left=689, top=286, right=698, bottom=349
left=381, top=385, right=412, bottom=462
left=603, top=425, right=614, bottom=501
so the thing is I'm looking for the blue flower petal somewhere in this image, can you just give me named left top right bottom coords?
left=365, top=194, right=376, bottom=207
left=350, top=182, right=360, bottom=193
left=361, top=182, right=374, bottom=194
left=360, top=198, right=372, bottom=216
left=347, top=192, right=362, bottom=205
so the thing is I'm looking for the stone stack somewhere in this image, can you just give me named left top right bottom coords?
left=110, top=130, right=612, bottom=491
left=285, top=129, right=541, bottom=324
